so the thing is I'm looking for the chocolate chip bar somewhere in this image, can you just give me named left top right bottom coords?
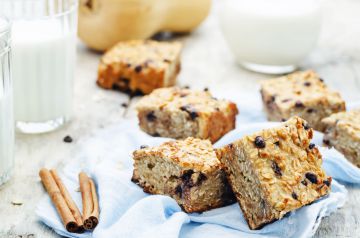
left=97, top=40, right=182, bottom=95
left=216, top=116, right=331, bottom=229
left=322, top=109, right=360, bottom=167
left=260, top=70, right=346, bottom=131
left=131, top=137, right=235, bottom=213
left=136, top=87, right=238, bottom=143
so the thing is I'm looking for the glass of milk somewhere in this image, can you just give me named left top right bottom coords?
left=219, top=0, right=322, bottom=74
left=0, top=0, right=78, bottom=133
left=0, top=17, right=14, bottom=186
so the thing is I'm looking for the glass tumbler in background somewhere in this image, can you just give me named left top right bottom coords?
left=0, top=0, right=78, bottom=133
left=0, top=17, right=14, bottom=186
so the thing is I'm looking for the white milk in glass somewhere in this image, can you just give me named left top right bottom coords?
left=0, top=17, right=14, bottom=185
left=219, top=0, right=321, bottom=74
left=12, top=19, right=76, bottom=132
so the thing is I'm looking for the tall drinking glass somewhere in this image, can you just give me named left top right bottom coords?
left=0, top=0, right=78, bottom=133
left=0, top=17, right=14, bottom=186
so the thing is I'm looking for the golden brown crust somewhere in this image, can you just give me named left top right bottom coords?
left=136, top=87, right=239, bottom=143
left=322, top=109, right=360, bottom=167
left=97, top=40, right=182, bottom=94
left=217, top=116, right=332, bottom=229
left=260, top=70, right=346, bottom=131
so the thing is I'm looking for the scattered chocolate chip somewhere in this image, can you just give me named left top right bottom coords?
left=228, top=143, right=234, bottom=149
left=140, top=145, right=148, bottom=149
left=291, top=192, right=298, bottom=200
left=305, top=172, right=318, bottom=184
left=63, top=135, right=73, bottom=143
left=302, top=123, right=310, bottom=130
left=274, top=141, right=280, bottom=146
left=270, top=95, right=276, bottom=102
left=180, top=105, right=198, bottom=120
left=323, top=139, right=330, bottom=146
left=309, top=143, right=315, bottom=149
left=304, top=82, right=311, bottom=87
left=319, top=78, right=324, bottom=82
left=146, top=111, right=156, bottom=122
left=181, top=170, right=194, bottom=181
left=295, top=100, right=304, bottom=108
left=254, top=136, right=266, bottom=148
left=147, top=163, right=155, bottom=169
left=306, top=108, right=315, bottom=113
left=281, top=99, right=291, bottom=103
left=301, top=180, right=308, bottom=186
left=121, top=102, right=128, bottom=108
left=204, top=87, right=209, bottom=92
left=175, top=185, right=182, bottom=196
left=281, top=118, right=287, bottom=122
left=134, top=65, right=142, bottom=73
left=323, top=180, right=331, bottom=186
left=272, top=161, right=282, bottom=176
left=126, top=63, right=132, bottom=68
left=163, top=59, right=171, bottom=63
left=183, top=85, right=190, bottom=89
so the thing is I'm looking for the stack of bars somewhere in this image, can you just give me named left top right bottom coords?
left=132, top=116, right=332, bottom=229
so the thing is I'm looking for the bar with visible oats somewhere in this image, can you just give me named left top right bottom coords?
left=216, top=116, right=332, bottom=229
left=322, top=109, right=360, bottom=168
left=131, top=137, right=235, bottom=213
left=97, top=40, right=182, bottom=95
left=136, top=87, right=238, bottom=143
left=260, top=70, right=345, bottom=131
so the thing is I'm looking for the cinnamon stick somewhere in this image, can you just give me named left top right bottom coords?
left=50, top=169, right=84, bottom=231
left=39, top=168, right=83, bottom=233
left=79, top=172, right=99, bottom=230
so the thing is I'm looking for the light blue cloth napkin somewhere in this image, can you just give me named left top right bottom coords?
left=36, top=92, right=360, bottom=238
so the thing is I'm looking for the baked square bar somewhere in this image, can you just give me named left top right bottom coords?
left=260, top=70, right=345, bottom=131
left=322, top=109, right=360, bottom=167
left=216, top=116, right=331, bottom=229
left=136, top=87, right=238, bottom=143
left=97, top=40, right=182, bottom=95
left=131, top=137, right=235, bottom=213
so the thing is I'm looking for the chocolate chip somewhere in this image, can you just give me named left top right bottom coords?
left=306, top=108, right=315, bottom=113
left=197, top=173, right=207, bottom=185
left=274, top=141, right=280, bottom=146
left=305, top=172, right=318, bottom=184
left=183, top=85, right=190, bottom=89
left=303, top=123, right=310, bottom=130
left=181, top=170, right=195, bottom=187
left=270, top=95, right=276, bottom=102
left=152, top=132, right=160, bottom=137
left=301, top=180, right=308, bottom=186
left=175, top=185, right=182, bottom=196
left=295, top=100, right=304, bottom=108
left=134, top=65, right=142, bottom=73
left=180, top=105, right=198, bottom=120
left=309, top=143, right=315, bottom=149
left=63, top=135, right=73, bottom=143
left=228, top=143, right=234, bottom=149
left=146, top=111, right=156, bottom=122
left=121, top=102, right=128, bottom=108
left=163, top=59, right=171, bottom=63
left=304, top=82, right=311, bottom=87
left=204, top=87, right=209, bottom=92
left=324, top=180, right=331, bottom=186
left=281, top=99, right=291, bottom=103
left=281, top=118, right=287, bottom=122
left=323, top=139, right=330, bottom=146
left=140, top=145, right=148, bottom=149
left=272, top=161, right=282, bottom=176
left=126, top=63, right=132, bottom=68
left=254, top=136, right=266, bottom=148
left=292, top=192, right=298, bottom=200
left=319, top=78, right=324, bottom=82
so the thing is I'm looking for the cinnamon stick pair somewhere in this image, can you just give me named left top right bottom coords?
left=39, top=168, right=99, bottom=233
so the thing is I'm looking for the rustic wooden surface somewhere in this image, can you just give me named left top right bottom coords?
left=1, top=0, right=360, bottom=237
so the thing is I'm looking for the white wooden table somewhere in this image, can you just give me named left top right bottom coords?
left=1, top=0, right=360, bottom=237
